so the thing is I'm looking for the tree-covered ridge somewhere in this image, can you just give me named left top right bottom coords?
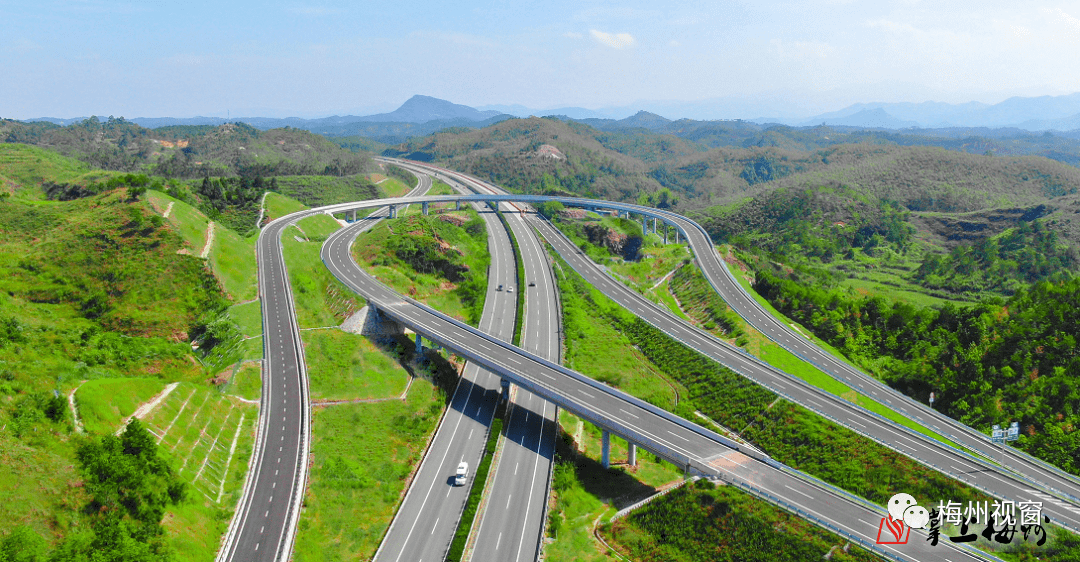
left=914, top=220, right=1079, bottom=294
left=1, top=118, right=372, bottom=179
left=753, top=270, right=1080, bottom=474
left=700, top=182, right=916, bottom=262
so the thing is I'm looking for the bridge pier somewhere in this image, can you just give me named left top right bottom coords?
left=675, top=230, right=680, bottom=244
left=501, top=378, right=511, bottom=402
left=388, top=205, right=397, bottom=219
left=628, top=443, right=637, bottom=466
left=348, top=209, right=356, bottom=222
left=641, top=216, right=647, bottom=236
left=602, top=430, right=611, bottom=469
left=422, top=201, right=429, bottom=216
left=415, top=332, right=423, bottom=356
left=456, top=200, right=463, bottom=210
left=663, top=225, right=669, bottom=244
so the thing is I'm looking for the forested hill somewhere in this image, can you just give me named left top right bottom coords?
left=0, top=117, right=371, bottom=178
left=384, top=116, right=698, bottom=203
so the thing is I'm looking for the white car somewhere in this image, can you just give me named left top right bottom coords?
left=455, top=461, right=469, bottom=486
left=507, top=286, right=514, bottom=293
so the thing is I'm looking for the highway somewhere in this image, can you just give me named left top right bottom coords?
left=664, top=209, right=1080, bottom=508
left=367, top=183, right=514, bottom=562
left=375, top=163, right=1080, bottom=538
left=233, top=180, right=1000, bottom=561
left=445, top=175, right=560, bottom=562
left=319, top=195, right=990, bottom=562
left=217, top=174, right=431, bottom=562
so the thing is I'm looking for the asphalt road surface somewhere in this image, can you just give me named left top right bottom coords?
left=220, top=175, right=431, bottom=562
left=365, top=185, right=515, bottom=562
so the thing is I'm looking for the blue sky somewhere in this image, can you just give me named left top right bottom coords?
left=3, top=1, right=1080, bottom=119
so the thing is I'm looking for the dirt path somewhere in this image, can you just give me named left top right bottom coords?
left=162, top=201, right=175, bottom=218
left=254, top=191, right=268, bottom=230
left=68, top=381, right=88, bottom=434
left=649, top=267, right=679, bottom=291
left=115, top=382, right=179, bottom=436
left=200, top=221, right=216, bottom=259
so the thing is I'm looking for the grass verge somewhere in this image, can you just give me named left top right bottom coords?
left=292, top=367, right=449, bottom=561
left=496, top=210, right=527, bottom=346
left=302, top=329, right=411, bottom=402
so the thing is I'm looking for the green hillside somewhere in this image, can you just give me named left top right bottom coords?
left=1, top=118, right=373, bottom=178
left=0, top=143, right=300, bottom=559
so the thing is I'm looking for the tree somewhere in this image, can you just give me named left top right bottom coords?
left=70, top=419, right=185, bottom=559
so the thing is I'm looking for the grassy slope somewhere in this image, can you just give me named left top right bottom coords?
left=264, top=191, right=309, bottom=223
left=0, top=188, right=227, bottom=551
left=281, top=215, right=364, bottom=329
left=147, top=190, right=210, bottom=252
left=75, top=378, right=168, bottom=435
left=0, top=144, right=117, bottom=200
left=351, top=212, right=489, bottom=326
left=604, top=479, right=882, bottom=562
left=303, top=330, right=410, bottom=402
left=273, top=174, right=380, bottom=208
left=0, top=148, right=293, bottom=557
left=139, top=382, right=259, bottom=561
left=293, top=382, right=443, bottom=561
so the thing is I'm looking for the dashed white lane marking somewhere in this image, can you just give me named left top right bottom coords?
left=785, top=484, right=816, bottom=500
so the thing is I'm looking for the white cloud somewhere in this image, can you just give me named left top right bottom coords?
left=590, top=29, right=635, bottom=49
left=1048, top=8, right=1080, bottom=39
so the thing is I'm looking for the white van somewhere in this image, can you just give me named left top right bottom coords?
left=455, top=462, right=469, bottom=486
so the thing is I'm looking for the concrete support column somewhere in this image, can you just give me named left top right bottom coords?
left=602, top=430, right=611, bottom=469
left=652, top=218, right=658, bottom=234
left=663, top=226, right=669, bottom=244
left=422, top=201, right=429, bottom=216
left=500, top=378, right=511, bottom=402
left=456, top=200, right=463, bottom=210
left=675, top=230, right=680, bottom=244
left=628, top=443, right=637, bottom=466
left=389, top=205, right=397, bottom=219
left=351, top=209, right=357, bottom=222
left=415, top=332, right=423, bottom=356
left=641, top=216, right=647, bottom=236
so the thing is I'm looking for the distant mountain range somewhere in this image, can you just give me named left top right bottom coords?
left=771, top=93, right=1080, bottom=130
left=21, top=92, right=1080, bottom=141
